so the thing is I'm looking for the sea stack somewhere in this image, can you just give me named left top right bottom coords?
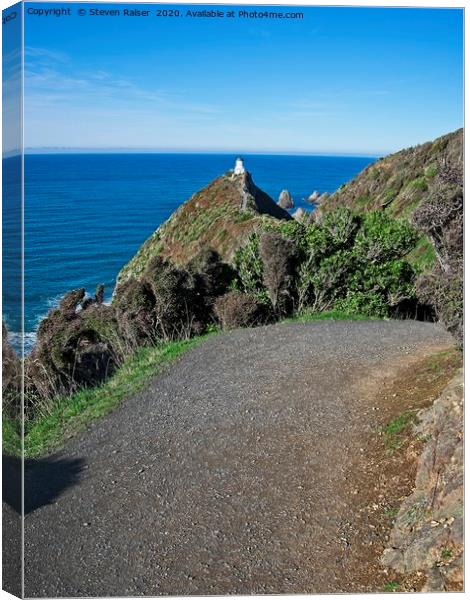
left=278, top=189, right=294, bottom=209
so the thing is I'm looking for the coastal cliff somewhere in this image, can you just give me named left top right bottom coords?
left=117, top=171, right=290, bottom=286
left=315, top=129, right=462, bottom=221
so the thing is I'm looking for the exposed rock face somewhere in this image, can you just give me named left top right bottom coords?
left=293, top=207, right=308, bottom=223
left=117, top=171, right=291, bottom=285
left=307, top=191, right=320, bottom=204
left=382, top=371, right=463, bottom=591
left=278, top=189, right=294, bottom=209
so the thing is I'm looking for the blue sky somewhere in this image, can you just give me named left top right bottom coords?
left=23, top=3, right=463, bottom=155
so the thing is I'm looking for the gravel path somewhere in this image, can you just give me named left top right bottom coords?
left=22, top=320, right=453, bottom=597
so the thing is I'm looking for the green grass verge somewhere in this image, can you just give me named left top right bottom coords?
left=19, top=337, right=208, bottom=458
left=382, top=411, right=417, bottom=452
left=406, top=235, right=437, bottom=273
left=284, top=309, right=379, bottom=323
left=2, top=416, right=21, bottom=456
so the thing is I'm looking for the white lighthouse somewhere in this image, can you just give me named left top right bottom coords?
left=234, top=157, right=245, bottom=175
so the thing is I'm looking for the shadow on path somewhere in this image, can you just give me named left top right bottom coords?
left=3, top=454, right=86, bottom=515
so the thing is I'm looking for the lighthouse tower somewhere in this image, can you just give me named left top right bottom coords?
left=234, top=157, right=245, bottom=175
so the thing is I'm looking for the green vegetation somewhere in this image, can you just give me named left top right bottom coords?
left=19, top=337, right=208, bottom=457
left=383, top=581, right=400, bottom=592
left=316, top=129, right=462, bottom=229
left=235, top=208, right=418, bottom=319
left=424, top=348, right=462, bottom=377
left=406, top=235, right=436, bottom=272
left=382, top=411, right=418, bottom=452
left=441, top=548, right=453, bottom=560
left=408, top=176, right=428, bottom=192
left=424, top=164, right=438, bottom=178
left=2, top=416, right=21, bottom=456
left=283, top=309, right=377, bottom=323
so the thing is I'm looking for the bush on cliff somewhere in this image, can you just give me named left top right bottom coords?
left=25, top=286, right=123, bottom=407
left=214, top=291, right=270, bottom=331
left=112, top=278, right=157, bottom=347
left=2, top=322, right=21, bottom=418
left=259, top=232, right=299, bottom=316
left=412, top=164, right=463, bottom=346
left=234, top=208, right=419, bottom=318
left=186, top=247, right=237, bottom=318
left=143, top=257, right=204, bottom=340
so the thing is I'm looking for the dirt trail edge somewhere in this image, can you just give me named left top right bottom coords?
left=22, top=320, right=455, bottom=597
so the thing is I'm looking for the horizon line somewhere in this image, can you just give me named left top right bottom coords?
left=16, top=147, right=382, bottom=159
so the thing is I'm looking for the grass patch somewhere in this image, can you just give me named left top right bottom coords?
left=423, top=348, right=462, bottom=377
left=383, top=581, right=400, bottom=592
left=285, top=309, right=379, bottom=323
left=441, top=548, right=453, bottom=560
left=406, top=235, right=436, bottom=273
left=2, top=416, right=21, bottom=456
left=21, top=336, right=209, bottom=458
left=382, top=411, right=417, bottom=452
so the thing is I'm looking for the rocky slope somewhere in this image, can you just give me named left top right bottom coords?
left=382, top=371, right=463, bottom=591
left=315, top=129, right=462, bottom=220
left=117, top=171, right=290, bottom=286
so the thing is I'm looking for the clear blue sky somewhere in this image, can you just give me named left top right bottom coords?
left=23, top=2, right=463, bottom=155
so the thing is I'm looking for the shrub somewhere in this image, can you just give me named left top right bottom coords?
left=233, top=234, right=270, bottom=303
left=143, top=256, right=203, bottom=340
left=214, top=291, right=270, bottom=331
left=186, top=247, right=236, bottom=304
left=412, top=167, right=463, bottom=346
left=320, top=207, right=360, bottom=248
left=354, top=211, right=418, bottom=262
left=2, top=322, right=21, bottom=418
left=335, top=291, right=389, bottom=318
left=113, top=278, right=157, bottom=347
left=234, top=207, right=420, bottom=319
left=25, top=288, right=123, bottom=405
left=416, top=271, right=462, bottom=348
left=259, top=231, right=298, bottom=315
left=301, top=250, right=356, bottom=312
left=347, top=260, right=416, bottom=308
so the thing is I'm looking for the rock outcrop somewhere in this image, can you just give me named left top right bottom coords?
left=293, top=207, right=308, bottom=223
left=117, top=170, right=291, bottom=285
left=278, top=189, right=294, bottom=209
left=307, top=190, right=320, bottom=204
left=382, top=371, right=463, bottom=591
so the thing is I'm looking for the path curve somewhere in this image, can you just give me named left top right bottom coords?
left=22, top=320, right=453, bottom=596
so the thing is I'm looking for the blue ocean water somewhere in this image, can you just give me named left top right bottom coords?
left=4, top=153, right=375, bottom=347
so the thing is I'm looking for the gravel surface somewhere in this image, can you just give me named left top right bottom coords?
left=20, top=320, right=452, bottom=597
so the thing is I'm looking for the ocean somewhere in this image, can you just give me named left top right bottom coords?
left=3, top=153, right=374, bottom=349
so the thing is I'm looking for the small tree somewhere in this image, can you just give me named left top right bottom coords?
left=259, top=232, right=298, bottom=315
